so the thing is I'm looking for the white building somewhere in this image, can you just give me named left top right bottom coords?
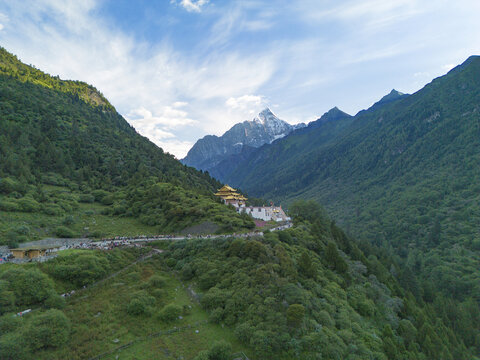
left=240, top=206, right=290, bottom=222
left=214, top=185, right=290, bottom=222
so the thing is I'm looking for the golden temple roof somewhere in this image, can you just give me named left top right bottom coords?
left=217, top=185, right=236, bottom=192
left=215, top=184, right=247, bottom=201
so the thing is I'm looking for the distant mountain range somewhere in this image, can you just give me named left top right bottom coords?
left=1, top=45, right=479, bottom=359
left=184, top=90, right=409, bottom=183
left=218, top=56, right=480, bottom=307
left=223, top=88, right=408, bottom=188
left=181, top=56, right=480, bottom=314
left=181, top=108, right=305, bottom=174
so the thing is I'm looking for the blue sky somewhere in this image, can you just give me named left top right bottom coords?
left=0, top=0, right=479, bottom=158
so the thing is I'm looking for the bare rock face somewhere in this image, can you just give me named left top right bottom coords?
left=181, top=108, right=305, bottom=173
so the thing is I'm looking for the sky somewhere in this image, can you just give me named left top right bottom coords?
left=0, top=0, right=479, bottom=158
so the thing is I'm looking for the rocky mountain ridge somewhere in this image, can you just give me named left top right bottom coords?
left=181, top=108, right=305, bottom=171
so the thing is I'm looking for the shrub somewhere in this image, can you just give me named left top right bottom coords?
left=278, top=231, right=293, bottom=244
left=100, top=194, right=115, bottom=206
left=26, top=309, right=71, bottom=350
left=0, top=200, right=20, bottom=212
left=7, top=239, right=19, bottom=249
left=193, top=341, right=232, bottom=360
left=0, top=313, right=22, bottom=333
left=45, top=254, right=110, bottom=287
left=0, top=177, right=22, bottom=195
left=43, top=294, right=66, bottom=310
left=181, top=263, right=194, bottom=280
left=62, top=215, right=75, bottom=226
left=92, top=189, right=110, bottom=202
left=127, top=298, right=148, bottom=316
left=182, top=304, right=191, bottom=315
left=355, top=299, right=375, bottom=317
left=151, top=288, right=166, bottom=299
left=17, top=197, right=40, bottom=212
left=317, top=310, right=334, bottom=328
left=79, top=194, right=95, bottom=203
left=198, top=269, right=219, bottom=290
left=207, top=340, right=232, bottom=360
left=165, top=258, right=176, bottom=268
left=16, top=225, right=30, bottom=235
left=147, top=275, right=166, bottom=288
left=0, top=268, right=56, bottom=307
left=42, top=204, right=65, bottom=216
left=55, top=226, right=76, bottom=238
left=201, top=287, right=228, bottom=311
left=209, top=307, right=224, bottom=323
left=287, top=304, right=305, bottom=328
left=193, top=351, right=209, bottom=360
left=126, top=292, right=155, bottom=316
left=0, top=281, right=15, bottom=315
left=235, top=323, right=254, bottom=343
left=90, top=230, right=103, bottom=238
left=158, top=303, right=182, bottom=322
left=0, top=332, right=29, bottom=360
left=112, top=204, right=126, bottom=215
left=56, top=200, right=73, bottom=212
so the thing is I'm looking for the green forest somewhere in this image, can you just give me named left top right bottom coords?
left=1, top=201, right=478, bottom=359
left=0, top=47, right=479, bottom=359
left=224, top=56, right=480, bottom=357
left=0, top=47, right=253, bottom=242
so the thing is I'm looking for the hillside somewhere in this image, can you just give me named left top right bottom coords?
left=0, top=46, right=478, bottom=360
left=1, top=202, right=477, bottom=359
left=0, top=47, right=254, bottom=243
left=224, top=106, right=354, bottom=186
left=222, top=56, right=480, bottom=352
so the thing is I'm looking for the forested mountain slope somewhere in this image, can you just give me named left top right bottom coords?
left=225, top=106, right=354, bottom=186
left=0, top=46, right=478, bottom=359
left=225, top=56, right=480, bottom=344
left=0, top=47, right=253, bottom=242
left=1, top=201, right=478, bottom=359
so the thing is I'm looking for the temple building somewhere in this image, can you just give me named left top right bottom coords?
left=242, top=205, right=290, bottom=222
left=10, top=246, right=59, bottom=260
left=215, top=185, right=247, bottom=208
left=215, top=185, right=291, bottom=222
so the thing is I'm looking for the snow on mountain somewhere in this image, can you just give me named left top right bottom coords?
left=181, top=108, right=305, bottom=173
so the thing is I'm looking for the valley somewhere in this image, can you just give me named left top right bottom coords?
left=0, top=45, right=479, bottom=360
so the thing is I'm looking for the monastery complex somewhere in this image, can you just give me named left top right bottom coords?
left=215, top=185, right=290, bottom=222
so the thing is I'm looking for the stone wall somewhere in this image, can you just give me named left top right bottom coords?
left=18, top=238, right=92, bottom=248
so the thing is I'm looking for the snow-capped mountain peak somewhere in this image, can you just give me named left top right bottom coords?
left=182, top=107, right=306, bottom=172
left=251, top=108, right=302, bottom=136
left=253, top=107, right=277, bottom=124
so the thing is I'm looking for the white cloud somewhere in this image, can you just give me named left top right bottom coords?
left=172, top=0, right=209, bottom=13
left=205, top=3, right=277, bottom=47
left=442, top=64, right=455, bottom=72
left=0, top=12, right=8, bottom=30
left=127, top=106, right=197, bottom=129
left=301, top=0, right=422, bottom=27
left=157, top=139, right=194, bottom=159
left=125, top=104, right=198, bottom=156
left=0, top=0, right=278, bottom=157
left=226, top=94, right=264, bottom=110
left=2, top=0, right=480, bottom=157
left=126, top=105, right=199, bottom=156
left=173, top=101, right=188, bottom=108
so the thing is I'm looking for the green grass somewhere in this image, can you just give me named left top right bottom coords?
left=32, top=253, right=251, bottom=360
left=108, top=323, right=244, bottom=360
left=0, top=193, right=160, bottom=244
left=73, top=202, right=159, bottom=238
